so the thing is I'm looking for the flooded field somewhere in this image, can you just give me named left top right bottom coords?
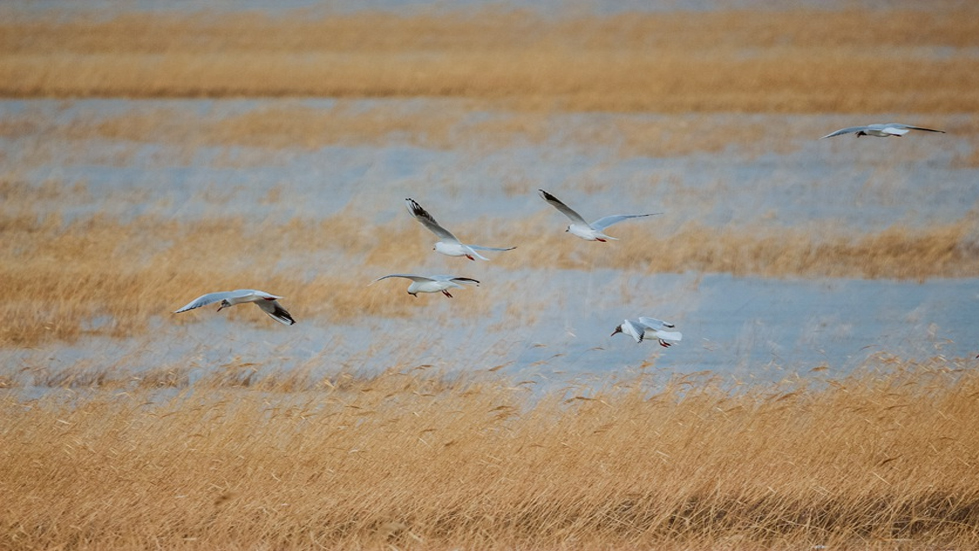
left=2, top=98, right=976, bottom=390
left=2, top=3, right=979, bottom=549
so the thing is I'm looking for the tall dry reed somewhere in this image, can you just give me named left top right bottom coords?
left=1, top=357, right=977, bottom=549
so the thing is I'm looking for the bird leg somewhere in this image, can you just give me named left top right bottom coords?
left=442, top=290, right=454, bottom=298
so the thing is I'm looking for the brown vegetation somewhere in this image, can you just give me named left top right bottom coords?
left=1, top=10, right=978, bottom=113
left=1, top=357, right=977, bottom=549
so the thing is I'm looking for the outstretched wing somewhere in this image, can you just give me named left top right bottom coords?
left=468, top=244, right=516, bottom=252
left=448, top=277, right=480, bottom=286
left=650, top=330, right=682, bottom=345
left=819, top=126, right=869, bottom=139
left=638, top=316, right=675, bottom=330
left=174, top=291, right=237, bottom=313
left=538, top=189, right=589, bottom=225
left=591, top=213, right=662, bottom=231
left=372, top=274, right=432, bottom=284
left=405, top=198, right=460, bottom=243
left=256, top=300, right=296, bottom=326
left=885, top=123, right=944, bottom=134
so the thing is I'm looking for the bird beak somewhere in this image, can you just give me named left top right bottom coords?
left=610, top=326, right=621, bottom=337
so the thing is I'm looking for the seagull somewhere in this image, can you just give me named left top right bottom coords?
left=611, top=317, right=682, bottom=348
left=538, top=189, right=662, bottom=242
left=820, top=123, right=945, bottom=139
left=372, top=274, right=480, bottom=298
left=405, top=198, right=516, bottom=261
left=174, top=290, right=296, bottom=325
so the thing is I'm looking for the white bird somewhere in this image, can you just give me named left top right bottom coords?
left=405, top=198, right=516, bottom=260
left=611, top=317, right=682, bottom=348
left=820, top=123, right=945, bottom=139
left=372, top=274, right=480, bottom=298
left=538, top=189, right=662, bottom=242
left=174, top=289, right=296, bottom=325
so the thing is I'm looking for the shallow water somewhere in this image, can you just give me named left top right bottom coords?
left=3, top=98, right=978, bottom=390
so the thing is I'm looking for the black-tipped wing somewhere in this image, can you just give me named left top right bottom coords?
left=538, top=189, right=589, bottom=225
left=887, top=124, right=944, bottom=133
left=638, top=316, right=675, bottom=330
left=405, top=198, right=460, bottom=243
left=256, top=300, right=296, bottom=326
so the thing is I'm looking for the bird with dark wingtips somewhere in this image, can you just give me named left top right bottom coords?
left=611, top=317, right=682, bottom=348
left=174, top=289, right=296, bottom=325
left=820, top=123, right=945, bottom=139
left=405, top=198, right=516, bottom=261
left=538, top=189, right=662, bottom=242
left=372, top=274, right=480, bottom=298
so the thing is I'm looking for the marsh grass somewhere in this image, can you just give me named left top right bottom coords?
left=1, top=11, right=978, bottom=113
left=2, top=194, right=977, bottom=346
left=1, top=357, right=978, bottom=549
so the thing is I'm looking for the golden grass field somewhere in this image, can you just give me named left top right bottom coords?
left=2, top=5, right=979, bottom=550
left=2, top=359, right=979, bottom=550
left=0, top=10, right=978, bottom=113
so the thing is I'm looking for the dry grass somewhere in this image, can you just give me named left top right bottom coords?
left=1, top=357, right=978, bottom=549
left=45, top=102, right=825, bottom=157
left=1, top=10, right=978, bottom=113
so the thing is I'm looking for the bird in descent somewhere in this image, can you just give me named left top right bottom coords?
left=820, top=123, right=945, bottom=139
left=405, top=198, right=516, bottom=261
left=174, top=289, right=296, bottom=325
left=611, top=317, right=682, bottom=348
left=372, top=274, right=480, bottom=298
left=538, top=189, right=662, bottom=242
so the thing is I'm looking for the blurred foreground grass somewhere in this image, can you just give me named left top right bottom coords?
left=1, top=10, right=978, bottom=113
left=2, top=357, right=977, bottom=549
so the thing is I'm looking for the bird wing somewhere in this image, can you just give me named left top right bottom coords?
left=883, top=123, right=945, bottom=134
left=448, top=277, right=480, bottom=285
left=538, top=189, right=589, bottom=225
left=405, top=198, right=460, bottom=243
left=467, top=244, right=517, bottom=252
left=623, top=319, right=644, bottom=343
left=256, top=300, right=296, bottom=326
left=650, top=329, right=682, bottom=343
left=591, top=213, right=662, bottom=231
left=174, top=291, right=238, bottom=313
left=638, top=317, right=675, bottom=330
left=372, top=274, right=433, bottom=284
left=819, top=126, right=869, bottom=139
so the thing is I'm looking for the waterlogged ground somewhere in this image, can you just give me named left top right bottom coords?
left=3, top=97, right=977, bottom=391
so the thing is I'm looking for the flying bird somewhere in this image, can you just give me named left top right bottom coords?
left=820, top=123, right=945, bottom=139
left=611, top=317, right=682, bottom=348
left=372, top=274, right=480, bottom=298
left=538, top=189, right=661, bottom=242
left=405, top=198, right=516, bottom=260
left=174, top=289, right=296, bottom=325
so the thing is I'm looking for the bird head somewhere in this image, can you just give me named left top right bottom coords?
left=216, top=299, right=232, bottom=312
left=610, top=325, right=623, bottom=337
